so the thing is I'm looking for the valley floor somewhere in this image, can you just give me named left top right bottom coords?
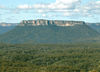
left=0, top=43, right=100, bottom=72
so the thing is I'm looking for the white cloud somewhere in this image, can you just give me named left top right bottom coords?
left=12, top=9, right=20, bottom=13
left=42, top=14, right=52, bottom=17
left=23, top=10, right=29, bottom=13
left=16, top=0, right=83, bottom=18
left=62, top=11, right=93, bottom=17
left=91, top=10, right=100, bottom=14
left=33, top=3, right=47, bottom=9
left=6, top=18, right=17, bottom=21
left=0, top=14, right=2, bottom=17
left=5, top=9, right=20, bottom=14
left=42, top=14, right=46, bottom=17
left=81, top=13, right=93, bottom=17
left=17, top=0, right=81, bottom=10
left=16, top=0, right=82, bottom=15
left=0, top=5, right=8, bottom=9
left=4, top=0, right=100, bottom=18
left=37, top=9, right=46, bottom=13
left=55, top=0, right=82, bottom=6
left=62, top=12, right=79, bottom=16
left=81, top=1, right=100, bottom=13
left=17, top=4, right=32, bottom=9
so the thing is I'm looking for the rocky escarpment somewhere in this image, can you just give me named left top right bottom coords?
left=18, top=19, right=86, bottom=26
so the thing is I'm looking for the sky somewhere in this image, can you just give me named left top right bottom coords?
left=0, top=0, right=100, bottom=23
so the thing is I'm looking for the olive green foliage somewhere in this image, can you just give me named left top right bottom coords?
left=0, top=43, right=100, bottom=72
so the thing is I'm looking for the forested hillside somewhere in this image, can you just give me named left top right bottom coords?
left=0, top=24, right=100, bottom=44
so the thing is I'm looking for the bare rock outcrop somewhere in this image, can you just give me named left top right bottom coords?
left=18, top=19, right=86, bottom=26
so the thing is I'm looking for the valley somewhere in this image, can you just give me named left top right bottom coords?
left=0, top=19, right=100, bottom=72
left=1, top=0, right=100, bottom=72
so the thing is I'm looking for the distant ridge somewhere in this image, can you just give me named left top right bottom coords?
left=0, top=23, right=19, bottom=26
left=0, top=23, right=19, bottom=34
left=86, top=23, right=100, bottom=26
left=86, top=23, right=100, bottom=33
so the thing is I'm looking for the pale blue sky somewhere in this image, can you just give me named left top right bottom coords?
left=0, top=0, right=100, bottom=23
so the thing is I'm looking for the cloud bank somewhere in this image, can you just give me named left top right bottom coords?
left=0, top=0, right=100, bottom=18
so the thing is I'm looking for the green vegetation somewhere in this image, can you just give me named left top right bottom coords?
left=0, top=43, right=100, bottom=72
left=0, top=24, right=100, bottom=44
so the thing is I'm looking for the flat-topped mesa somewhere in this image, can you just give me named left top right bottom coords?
left=18, top=19, right=86, bottom=26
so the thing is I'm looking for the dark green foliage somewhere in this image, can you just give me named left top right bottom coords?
left=0, top=43, right=100, bottom=72
left=0, top=59, right=84, bottom=72
left=0, top=24, right=100, bottom=44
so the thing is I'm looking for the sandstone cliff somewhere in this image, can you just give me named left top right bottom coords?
left=18, top=19, right=86, bottom=26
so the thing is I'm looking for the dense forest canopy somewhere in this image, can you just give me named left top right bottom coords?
left=0, top=43, right=100, bottom=72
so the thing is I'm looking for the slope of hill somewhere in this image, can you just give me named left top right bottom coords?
left=0, top=20, right=100, bottom=44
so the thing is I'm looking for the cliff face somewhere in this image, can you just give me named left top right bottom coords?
left=0, top=23, right=19, bottom=26
left=18, top=19, right=86, bottom=26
